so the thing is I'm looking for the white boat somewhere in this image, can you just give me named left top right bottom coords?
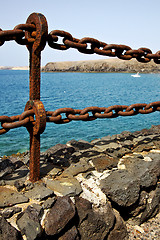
left=131, top=72, right=141, bottom=77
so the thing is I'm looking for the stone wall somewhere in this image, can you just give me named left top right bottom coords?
left=0, top=125, right=160, bottom=239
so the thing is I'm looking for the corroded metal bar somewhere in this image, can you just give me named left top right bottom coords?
left=25, top=13, right=48, bottom=182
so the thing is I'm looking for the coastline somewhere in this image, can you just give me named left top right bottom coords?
left=1, top=58, right=160, bottom=73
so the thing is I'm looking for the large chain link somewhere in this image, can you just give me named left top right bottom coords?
left=0, top=23, right=36, bottom=46
left=0, top=109, right=34, bottom=134
left=48, top=30, right=160, bottom=64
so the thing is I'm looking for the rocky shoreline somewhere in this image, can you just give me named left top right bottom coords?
left=0, top=125, right=160, bottom=239
left=42, top=58, right=160, bottom=73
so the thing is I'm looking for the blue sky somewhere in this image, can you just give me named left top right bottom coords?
left=0, top=0, right=160, bottom=66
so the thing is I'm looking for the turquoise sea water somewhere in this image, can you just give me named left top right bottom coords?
left=0, top=70, right=160, bottom=156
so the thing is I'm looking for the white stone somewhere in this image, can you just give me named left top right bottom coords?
left=118, top=158, right=126, bottom=170
left=150, top=149, right=160, bottom=153
left=143, top=156, right=152, bottom=162
left=76, top=173, right=106, bottom=207
left=134, top=225, right=144, bottom=233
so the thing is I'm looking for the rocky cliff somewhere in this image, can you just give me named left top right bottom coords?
left=42, top=58, right=160, bottom=73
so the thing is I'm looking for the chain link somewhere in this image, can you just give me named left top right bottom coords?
left=48, top=30, right=160, bottom=64
left=0, top=109, right=34, bottom=135
left=0, top=23, right=36, bottom=46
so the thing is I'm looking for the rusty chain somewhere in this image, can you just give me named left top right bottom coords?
left=47, top=30, right=160, bottom=64
left=0, top=17, right=160, bottom=133
left=46, top=101, right=160, bottom=123
left=1, top=23, right=160, bottom=63
left=1, top=101, right=160, bottom=134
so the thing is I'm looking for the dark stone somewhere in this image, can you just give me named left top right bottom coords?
left=91, top=135, right=112, bottom=145
left=8, top=153, right=28, bottom=167
left=0, top=186, right=29, bottom=207
left=44, top=144, right=75, bottom=167
left=24, top=182, right=54, bottom=201
left=133, top=142, right=154, bottom=152
left=133, top=154, right=144, bottom=159
left=129, top=190, right=149, bottom=217
left=61, top=159, right=94, bottom=177
left=150, top=124, right=160, bottom=134
left=42, top=197, right=56, bottom=209
left=97, top=142, right=122, bottom=152
left=16, top=204, right=43, bottom=240
left=140, top=184, right=160, bottom=224
left=69, top=149, right=101, bottom=163
left=116, top=131, right=134, bottom=141
left=59, top=226, right=79, bottom=240
left=0, top=158, right=14, bottom=178
left=75, top=197, right=92, bottom=224
left=67, top=139, right=93, bottom=151
left=78, top=211, right=109, bottom=240
left=44, top=196, right=76, bottom=236
left=24, top=180, right=34, bottom=191
left=121, top=140, right=133, bottom=149
left=21, top=152, right=30, bottom=165
left=14, top=180, right=25, bottom=191
left=40, top=162, right=56, bottom=177
left=108, top=210, right=128, bottom=240
left=46, top=177, right=82, bottom=197
left=133, top=125, right=160, bottom=136
left=100, top=170, right=140, bottom=207
left=27, top=204, right=44, bottom=219
left=0, top=208, right=14, bottom=218
left=75, top=197, right=115, bottom=240
left=2, top=165, right=29, bottom=186
left=108, top=148, right=132, bottom=158
left=153, top=140, right=160, bottom=149
left=13, top=160, right=24, bottom=169
left=0, top=207, right=22, bottom=219
left=0, top=180, right=6, bottom=186
left=123, top=154, right=160, bottom=188
left=92, top=155, right=118, bottom=172
left=0, top=215, right=22, bottom=239
left=133, top=135, right=157, bottom=145
left=146, top=152, right=160, bottom=177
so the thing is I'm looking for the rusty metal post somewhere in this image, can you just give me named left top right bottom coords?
left=25, top=13, right=48, bottom=182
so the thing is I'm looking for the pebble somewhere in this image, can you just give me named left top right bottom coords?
left=126, top=211, right=160, bottom=239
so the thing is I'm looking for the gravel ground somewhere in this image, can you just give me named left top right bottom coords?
left=126, top=212, right=160, bottom=239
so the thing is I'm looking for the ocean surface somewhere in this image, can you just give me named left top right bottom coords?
left=0, top=70, right=159, bottom=156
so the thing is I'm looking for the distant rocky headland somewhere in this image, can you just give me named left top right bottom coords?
left=0, top=66, right=29, bottom=70
left=42, top=58, right=160, bottom=73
